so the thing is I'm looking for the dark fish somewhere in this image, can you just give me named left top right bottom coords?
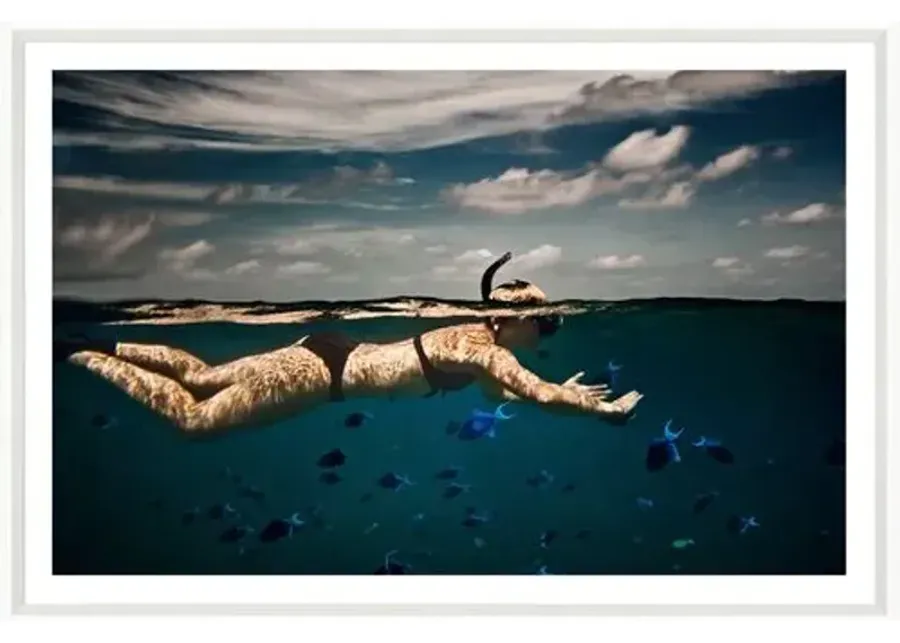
left=692, top=437, right=735, bottom=464
left=442, top=482, right=472, bottom=499
left=258, top=513, right=304, bottom=543
left=219, top=525, right=253, bottom=543
left=345, top=411, right=373, bottom=428
left=181, top=507, right=199, bottom=526
left=445, top=421, right=461, bottom=436
left=526, top=469, right=554, bottom=488
left=693, top=492, right=718, bottom=514
left=435, top=466, right=464, bottom=480
left=359, top=492, right=374, bottom=503
left=377, top=472, right=414, bottom=491
left=207, top=503, right=237, bottom=520
left=645, top=440, right=672, bottom=472
left=238, top=484, right=266, bottom=502
left=91, top=413, right=114, bottom=429
left=825, top=438, right=845, bottom=467
left=726, top=514, right=742, bottom=535
left=317, top=448, right=347, bottom=469
left=575, top=529, right=592, bottom=540
left=462, top=508, right=492, bottom=528
left=539, top=529, right=559, bottom=549
left=561, top=482, right=576, bottom=493
left=319, top=471, right=342, bottom=485
left=374, top=550, right=410, bottom=574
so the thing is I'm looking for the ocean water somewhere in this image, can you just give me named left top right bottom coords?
left=52, top=300, right=846, bottom=575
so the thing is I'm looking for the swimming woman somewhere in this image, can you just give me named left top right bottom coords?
left=55, top=252, right=644, bottom=436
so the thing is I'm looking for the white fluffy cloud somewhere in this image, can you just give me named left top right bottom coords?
left=586, top=254, right=646, bottom=270
left=454, top=248, right=496, bottom=264
left=712, top=257, right=740, bottom=268
left=765, top=245, right=809, bottom=259
left=737, top=218, right=753, bottom=227
left=510, top=244, right=562, bottom=270
left=761, top=203, right=834, bottom=225
left=275, top=261, right=331, bottom=277
left=269, top=224, right=418, bottom=257
left=58, top=215, right=155, bottom=263
left=55, top=71, right=827, bottom=153
left=696, top=145, right=761, bottom=181
left=602, top=126, right=691, bottom=172
left=619, top=181, right=695, bottom=210
left=224, top=259, right=261, bottom=276
left=158, top=239, right=215, bottom=273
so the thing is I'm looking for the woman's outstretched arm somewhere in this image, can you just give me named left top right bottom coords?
left=470, top=345, right=642, bottom=423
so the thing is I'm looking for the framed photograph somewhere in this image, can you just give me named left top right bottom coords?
left=4, top=26, right=888, bottom=616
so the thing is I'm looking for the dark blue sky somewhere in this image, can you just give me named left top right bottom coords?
left=52, top=70, right=845, bottom=301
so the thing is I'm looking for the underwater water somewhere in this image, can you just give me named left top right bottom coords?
left=52, top=300, right=846, bottom=575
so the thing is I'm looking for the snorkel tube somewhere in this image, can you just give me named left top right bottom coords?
left=480, top=251, right=513, bottom=301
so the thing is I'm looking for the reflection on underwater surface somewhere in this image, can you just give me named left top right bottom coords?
left=52, top=301, right=846, bottom=575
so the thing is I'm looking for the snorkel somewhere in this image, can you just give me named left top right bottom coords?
left=480, top=251, right=513, bottom=301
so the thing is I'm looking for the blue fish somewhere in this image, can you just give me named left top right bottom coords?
left=606, top=360, right=623, bottom=390
left=636, top=497, right=654, bottom=510
left=457, top=402, right=516, bottom=441
left=726, top=514, right=761, bottom=535
left=646, top=419, right=684, bottom=472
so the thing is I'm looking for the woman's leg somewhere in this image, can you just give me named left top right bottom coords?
left=68, top=349, right=328, bottom=435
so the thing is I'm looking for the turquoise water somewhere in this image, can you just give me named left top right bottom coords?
left=52, top=300, right=846, bottom=575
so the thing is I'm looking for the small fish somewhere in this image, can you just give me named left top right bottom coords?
left=534, top=564, right=552, bottom=575
left=636, top=497, right=654, bottom=510
left=461, top=508, right=493, bottom=528
left=561, top=482, right=576, bottom=493
left=258, top=513, right=305, bottom=543
left=526, top=469, right=555, bottom=488
left=671, top=538, right=695, bottom=549
left=606, top=360, right=623, bottom=390
left=726, top=515, right=761, bottom=535
left=181, top=507, right=200, bottom=526
left=319, top=471, right=342, bottom=485
left=442, top=482, right=473, bottom=499
left=474, top=537, right=487, bottom=549
left=207, top=503, right=238, bottom=521
left=691, top=436, right=735, bottom=464
left=374, top=549, right=411, bottom=574
left=412, top=512, right=426, bottom=522
left=91, top=413, right=116, bottom=430
left=435, top=465, right=464, bottom=480
left=364, top=522, right=380, bottom=535
left=825, top=437, right=846, bottom=468
left=345, top=411, right=374, bottom=428
left=359, top=492, right=374, bottom=503
left=317, top=448, right=347, bottom=469
left=692, top=491, right=719, bottom=514
left=238, top=484, right=266, bottom=503
left=219, top=525, right=255, bottom=543
left=444, top=421, right=462, bottom=436
left=646, top=419, right=684, bottom=472
left=377, top=472, right=415, bottom=492
left=457, top=402, right=515, bottom=441
left=575, top=529, right=592, bottom=540
left=539, top=529, right=559, bottom=549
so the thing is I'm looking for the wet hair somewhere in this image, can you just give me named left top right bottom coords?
left=479, top=252, right=560, bottom=337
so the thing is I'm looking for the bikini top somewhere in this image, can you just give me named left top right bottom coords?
left=300, top=331, right=475, bottom=401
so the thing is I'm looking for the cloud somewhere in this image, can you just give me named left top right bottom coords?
left=158, top=240, right=215, bottom=273
left=737, top=218, right=753, bottom=227
left=696, top=145, right=761, bottom=181
left=454, top=248, right=496, bottom=264
left=761, top=203, right=835, bottom=225
left=266, top=223, right=419, bottom=257
left=224, top=259, right=261, bottom=276
left=55, top=71, right=836, bottom=153
left=553, top=71, right=831, bottom=124
left=586, top=254, right=646, bottom=269
left=602, top=126, right=691, bottom=172
left=425, top=245, right=448, bottom=254
left=57, top=215, right=155, bottom=264
left=711, top=257, right=740, bottom=268
left=275, top=261, right=331, bottom=277
left=765, top=245, right=809, bottom=259
left=712, top=256, right=754, bottom=278
left=510, top=245, right=563, bottom=271
left=157, top=211, right=218, bottom=227
left=618, top=181, right=695, bottom=210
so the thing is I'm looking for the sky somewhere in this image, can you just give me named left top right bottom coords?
left=52, top=70, right=846, bottom=302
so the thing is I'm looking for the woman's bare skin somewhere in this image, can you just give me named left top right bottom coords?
left=57, top=253, right=644, bottom=437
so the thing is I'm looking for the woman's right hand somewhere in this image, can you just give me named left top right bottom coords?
left=561, top=371, right=612, bottom=402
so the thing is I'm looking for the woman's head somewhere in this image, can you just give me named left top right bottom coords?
left=479, top=252, right=564, bottom=348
